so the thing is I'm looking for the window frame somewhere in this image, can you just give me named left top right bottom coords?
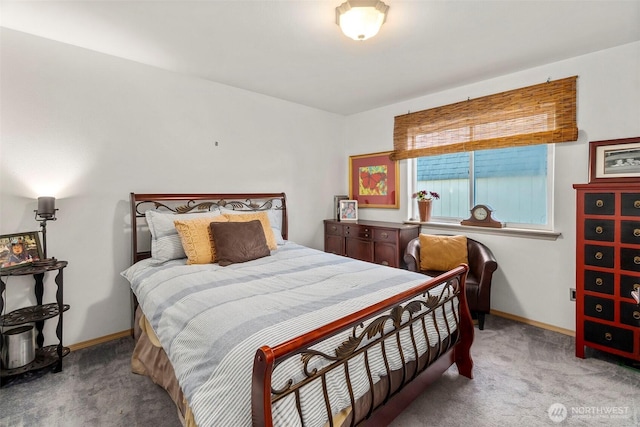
left=409, top=144, right=556, bottom=231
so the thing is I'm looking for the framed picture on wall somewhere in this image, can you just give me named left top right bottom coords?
left=0, top=231, right=43, bottom=271
left=339, top=200, right=358, bottom=221
left=349, top=151, right=399, bottom=208
left=589, top=137, right=640, bottom=183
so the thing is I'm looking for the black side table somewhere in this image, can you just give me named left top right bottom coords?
left=1, top=261, right=70, bottom=386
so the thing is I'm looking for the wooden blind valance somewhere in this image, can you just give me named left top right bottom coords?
left=391, top=76, right=578, bottom=161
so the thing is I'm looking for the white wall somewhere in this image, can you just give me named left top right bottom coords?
left=345, top=41, right=640, bottom=332
left=2, top=27, right=638, bottom=346
left=0, top=29, right=345, bottom=346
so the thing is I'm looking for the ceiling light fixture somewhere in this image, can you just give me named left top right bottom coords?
left=336, top=0, right=389, bottom=41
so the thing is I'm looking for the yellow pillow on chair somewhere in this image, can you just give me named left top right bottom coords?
left=419, top=234, right=468, bottom=271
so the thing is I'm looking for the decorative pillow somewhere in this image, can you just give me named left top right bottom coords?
left=220, top=208, right=285, bottom=245
left=145, top=209, right=221, bottom=263
left=210, top=220, right=271, bottom=266
left=419, top=234, right=468, bottom=272
left=221, top=211, right=278, bottom=250
left=174, top=215, right=229, bottom=264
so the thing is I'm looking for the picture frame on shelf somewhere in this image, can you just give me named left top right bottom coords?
left=349, top=151, right=399, bottom=208
left=339, top=200, right=358, bottom=222
left=589, top=137, right=640, bottom=183
left=333, top=195, right=349, bottom=220
left=0, top=231, right=43, bottom=272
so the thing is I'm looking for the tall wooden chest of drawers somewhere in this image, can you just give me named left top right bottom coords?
left=324, top=219, right=420, bottom=269
left=574, top=183, right=640, bottom=361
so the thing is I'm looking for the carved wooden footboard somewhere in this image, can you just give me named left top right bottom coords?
left=252, top=265, right=473, bottom=427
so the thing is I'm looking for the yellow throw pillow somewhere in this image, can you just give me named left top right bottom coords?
left=419, top=234, right=468, bottom=271
left=222, top=211, right=278, bottom=250
left=174, top=215, right=229, bottom=264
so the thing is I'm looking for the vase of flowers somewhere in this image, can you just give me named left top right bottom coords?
left=413, top=190, right=440, bottom=222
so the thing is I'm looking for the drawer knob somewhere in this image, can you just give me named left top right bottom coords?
left=331, top=226, right=337, bottom=231
left=595, top=226, right=603, bottom=234
left=595, top=252, right=603, bottom=260
left=596, top=199, right=604, bottom=207
left=380, top=232, right=389, bottom=238
left=605, top=332, right=612, bottom=341
left=595, top=304, right=603, bottom=313
left=635, top=229, right=640, bottom=237
left=633, top=311, right=640, bottom=320
left=364, top=228, right=369, bottom=232
left=635, top=256, right=640, bottom=265
left=595, top=277, right=603, bottom=286
left=635, top=201, right=640, bottom=208
left=364, top=234, right=369, bottom=238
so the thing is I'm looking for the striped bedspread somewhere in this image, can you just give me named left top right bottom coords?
left=122, top=242, right=458, bottom=427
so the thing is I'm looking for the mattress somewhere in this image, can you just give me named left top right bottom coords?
left=122, top=242, right=458, bottom=427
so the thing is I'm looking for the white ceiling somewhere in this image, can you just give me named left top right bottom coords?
left=2, top=0, right=639, bottom=115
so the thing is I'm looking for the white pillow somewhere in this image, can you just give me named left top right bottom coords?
left=145, top=209, right=222, bottom=263
left=219, top=207, right=286, bottom=245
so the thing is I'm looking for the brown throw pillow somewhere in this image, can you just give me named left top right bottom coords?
left=210, top=220, right=271, bottom=266
left=419, top=234, right=468, bottom=271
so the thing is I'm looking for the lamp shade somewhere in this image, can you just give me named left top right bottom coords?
left=37, top=196, right=56, bottom=219
left=336, top=0, right=389, bottom=41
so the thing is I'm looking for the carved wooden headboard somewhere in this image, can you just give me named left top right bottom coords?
left=129, top=192, right=287, bottom=265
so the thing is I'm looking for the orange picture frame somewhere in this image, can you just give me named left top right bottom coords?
left=349, top=151, right=399, bottom=208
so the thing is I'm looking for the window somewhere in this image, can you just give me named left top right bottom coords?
left=413, top=144, right=552, bottom=228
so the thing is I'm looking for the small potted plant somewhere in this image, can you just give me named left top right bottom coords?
left=413, top=190, right=440, bottom=222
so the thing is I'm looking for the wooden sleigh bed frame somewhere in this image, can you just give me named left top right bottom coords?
left=128, top=192, right=474, bottom=427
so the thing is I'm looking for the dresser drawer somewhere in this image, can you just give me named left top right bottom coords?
left=583, top=269, right=614, bottom=295
left=621, top=193, right=640, bottom=216
left=343, top=224, right=372, bottom=240
left=373, top=228, right=398, bottom=243
left=584, top=320, right=634, bottom=353
left=584, top=295, right=614, bottom=321
left=620, top=302, right=640, bottom=327
left=620, top=220, right=640, bottom=244
left=584, top=219, right=615, bottom=242
left=620, top=275, right=640, bottom=298
left=620, top=247, right=640, bottom=272
left=325, top=222, right=343, bottom=236
left=584, top=245, right=614, bottom=268
left=584, top=193, right=615, bottom=215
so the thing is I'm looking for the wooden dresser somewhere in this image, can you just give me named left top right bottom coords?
left=324, top=219, right=420, bottom=269
left=574, top=183, right=640, bottom=362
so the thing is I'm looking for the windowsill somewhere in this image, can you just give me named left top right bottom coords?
left=403, top=220, right=561, bottom=241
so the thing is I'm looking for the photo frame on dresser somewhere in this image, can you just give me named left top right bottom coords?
left=333, top=195, right=349, bottom=220
left=589, top=137, right=640, bottom=183
left=339, top=200, right=358, bottom=221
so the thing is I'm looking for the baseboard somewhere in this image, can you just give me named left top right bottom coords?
left=68, top=329, right=133, bottom=352
left=490, top=309, right=575, bottom=337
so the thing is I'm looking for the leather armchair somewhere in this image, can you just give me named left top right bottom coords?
left=404, top=237, right=498, bottom=330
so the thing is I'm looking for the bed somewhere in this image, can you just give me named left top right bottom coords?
left=123, top=192, right=474, bottom=427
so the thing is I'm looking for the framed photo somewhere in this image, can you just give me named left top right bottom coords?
left=349, top=151, right=399, bottom=208
left=0, top=231, right=43, bottom=271
left=590, top=137, right=640, bottom=183
left=333, top=195, right=349, bottom=220
left=339, top=200, right=358, bottom=221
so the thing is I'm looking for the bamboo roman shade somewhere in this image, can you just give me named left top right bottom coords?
left=391, top=76, right=578, bottom=161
